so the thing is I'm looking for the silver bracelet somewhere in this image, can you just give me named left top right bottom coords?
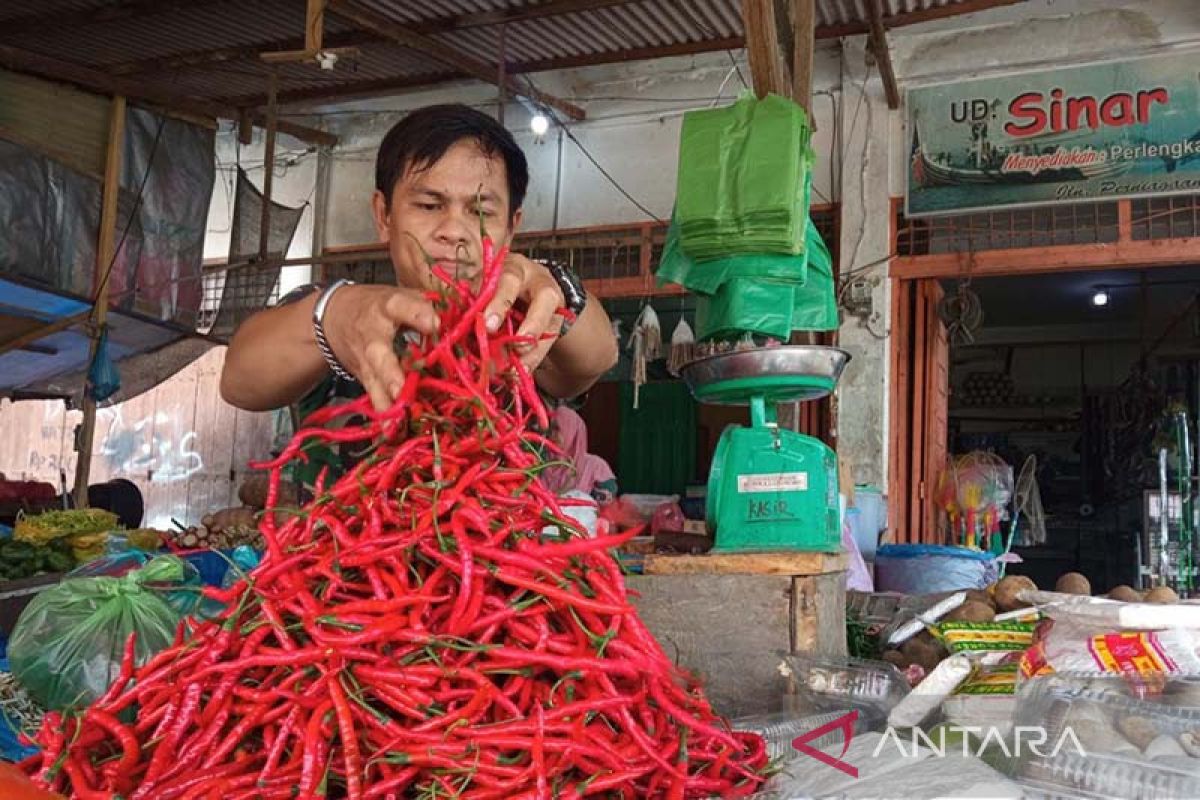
left=312, top=279, right=355, bottom=381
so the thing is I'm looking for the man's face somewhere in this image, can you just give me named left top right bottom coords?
left=372, top=139, right=521, bottom=290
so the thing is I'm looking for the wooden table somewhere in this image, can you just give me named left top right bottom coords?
left=626, top=550, right=846, bottom=718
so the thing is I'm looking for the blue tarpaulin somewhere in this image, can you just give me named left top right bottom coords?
left=0, top=277, right=189, bottom=401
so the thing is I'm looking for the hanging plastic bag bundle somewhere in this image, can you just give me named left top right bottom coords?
left=9, top=556, right=189, bottom=710
left=86, top=325, right=121, bottom=403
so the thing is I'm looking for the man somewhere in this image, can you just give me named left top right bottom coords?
left=221, top=104, right=618, bottom=421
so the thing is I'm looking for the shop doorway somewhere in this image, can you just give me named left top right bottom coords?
left=894, top=263, right=1200, bottom=593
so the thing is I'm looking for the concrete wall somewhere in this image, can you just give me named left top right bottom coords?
left=205, top=128, right=320, bottom=295
left=308, top=46, right=842, bottom=247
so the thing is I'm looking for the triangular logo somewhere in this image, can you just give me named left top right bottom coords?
left=791, top=709, right=859, bottom=778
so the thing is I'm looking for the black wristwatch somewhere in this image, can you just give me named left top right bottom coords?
left=542, top=261, right=587, bottom=333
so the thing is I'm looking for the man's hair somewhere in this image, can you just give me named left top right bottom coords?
left=375, top=104, right=529, bottom=218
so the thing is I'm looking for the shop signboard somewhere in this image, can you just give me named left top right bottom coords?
left=906, top=52, right=1200, bottom=216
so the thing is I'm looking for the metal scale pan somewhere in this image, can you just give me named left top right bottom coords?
left=679, top=345, right=852, bottom=406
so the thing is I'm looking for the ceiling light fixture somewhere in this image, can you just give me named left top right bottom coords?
left=1091, top=288, right=1109, bottom=307
left=530, top=113, right=550, bottom=136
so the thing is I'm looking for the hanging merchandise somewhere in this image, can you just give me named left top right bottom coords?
left=935, top=452, right=1015, bottom=550
left=86, top=325, right=121, bottom=403
left=675, top=94, right=814, bottom=259
left=637, top=302, right=662, bottom=360
left=663, top=217, right=837, bottom=341
left=656, top=215, right=808, bottom=295
left=667, top=314, right=696, bottom=376
left=627, top=302, right=662, bottom=409
left=628, top=321, right=646, bottom=410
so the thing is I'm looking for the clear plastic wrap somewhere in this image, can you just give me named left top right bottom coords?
left=1009, top=673, right=1200, bottom=799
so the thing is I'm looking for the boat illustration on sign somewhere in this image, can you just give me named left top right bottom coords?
left=911, top=110, right=1134, bottom=188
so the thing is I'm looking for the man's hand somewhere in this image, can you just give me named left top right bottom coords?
left=322, top=284, right=440, bottom=412
left=482, top=253, right=566, bottom=371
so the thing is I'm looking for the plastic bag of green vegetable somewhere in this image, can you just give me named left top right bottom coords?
left=8, top=556, right=186, bottom=710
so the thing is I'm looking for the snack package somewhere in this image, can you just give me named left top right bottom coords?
left=1020, top=621, right=1200, bottom=684
left=955, top=662, right=1020, bottom=696
left=931, top=620, right=1037, bottom=654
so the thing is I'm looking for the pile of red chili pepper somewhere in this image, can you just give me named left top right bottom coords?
left=21, top=234, right=768, bottom=799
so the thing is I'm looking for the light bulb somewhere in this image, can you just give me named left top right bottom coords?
left=1092, top=289, right=1109, bottom=307
left=530, top=113, right=550, bottom=136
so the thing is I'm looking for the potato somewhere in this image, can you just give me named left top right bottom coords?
left=237, top=475, right=271, bottom=509
left=946, top=600, right=996, bottom=623
left=964, top=589, right=996, bottom=610
left=993, top=575, right=1037, bottom=612
left=238, top=476, right=299, bottom=509
left=1055, top=572, right=1092, bottom=596
left=901, top=637, right=943, bottom=673
left=1144, top=586, right=1179, bottom=604
left=1108, top=585, right=1143, bottom=602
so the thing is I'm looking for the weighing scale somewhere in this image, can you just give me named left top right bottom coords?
left=680, top=345, right=851, bottom=552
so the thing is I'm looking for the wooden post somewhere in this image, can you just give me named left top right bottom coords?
left=740, top=0, right=790, bottom=99
left=865, top=0, right=901, bottom=110
left=73, top=94, right=126, bottom=509
left=258, top=70, right=278, bottom=263
left=792, top=0, right=815, bottom=113
left=311, top=145, right=332, bottom=283
left=305, top=0, right=326, bottom=52
left=238, top=109, right=254, bottom=146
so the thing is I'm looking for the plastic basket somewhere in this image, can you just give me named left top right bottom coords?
left=875, top=544, right=999, bottom=593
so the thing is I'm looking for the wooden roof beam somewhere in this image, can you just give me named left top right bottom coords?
left=326, top=0, right=585, bottom=120
left=106, top=0, right=638, bottom=78
left=0, top=45, right=337, bottom=146
left=865, top=0, right=901, bottom=109
left=222, top=37, right=746, bottom=108
left=107, top=31, right=374, bottom=76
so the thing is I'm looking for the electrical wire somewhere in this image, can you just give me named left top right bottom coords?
left=518, top=74, right=664, bottom=223
left=727, top=50, right=749, bottom=90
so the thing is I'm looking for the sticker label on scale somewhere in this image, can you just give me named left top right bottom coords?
left=737, top=472, right=808, bottom=493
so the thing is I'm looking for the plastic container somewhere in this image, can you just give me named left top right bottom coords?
left=619, top=494, right=679, bottom=521
left=875, top=544, right=998, bottom=593
left=1008, top=673, right=1200, bottom=799
left=848, top=485, right=886, bottom=561
left=783, top=653, right=909, bottom=720
left=732, top=709, right=861, bottom=760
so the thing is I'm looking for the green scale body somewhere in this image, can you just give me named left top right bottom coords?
left=706, top=394, right=840, bottom=552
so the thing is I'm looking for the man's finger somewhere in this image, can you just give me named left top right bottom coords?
left=359, top=372, right=394, bottom=414
left=515, top=283, right=562, bottom=353
left=382, top=290, right=439, bottom=335
left=483, top=266, right=525, bottom=333
left=362, top=338, right=405, bottom=410
left=520, top=323, right=559, bottom=371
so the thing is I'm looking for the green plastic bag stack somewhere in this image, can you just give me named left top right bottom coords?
left=660, top=216, right=837, bottom=340
left=675, top=94, right=813, bottom=260
left=9, top=556, right=187, bottom=710
left=663, top=93, right=837, bottom=341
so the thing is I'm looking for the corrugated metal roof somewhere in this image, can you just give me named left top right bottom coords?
left=0, top=0, right=1006, bottom=107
